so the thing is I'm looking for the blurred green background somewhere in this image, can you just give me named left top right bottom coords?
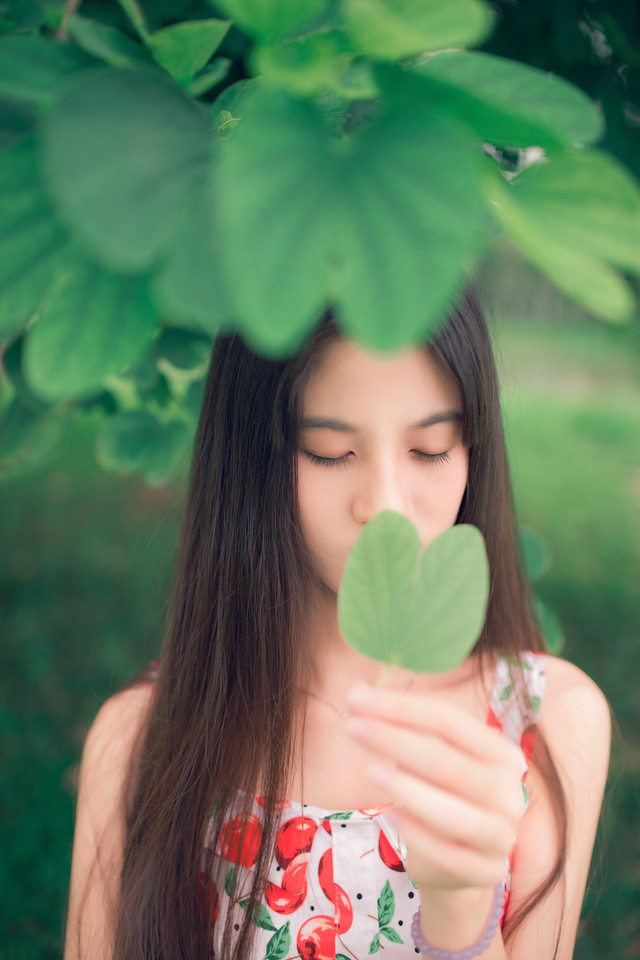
left=1, top=243, right=639, bottom=959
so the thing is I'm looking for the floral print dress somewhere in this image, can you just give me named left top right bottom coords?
left=200, top=652, right=547, bottom=960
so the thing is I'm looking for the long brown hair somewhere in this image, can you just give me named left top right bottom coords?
left=107, top=288, right=566, bottom=959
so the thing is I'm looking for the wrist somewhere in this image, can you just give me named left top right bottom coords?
left=413, top=883, right=504, bottom=957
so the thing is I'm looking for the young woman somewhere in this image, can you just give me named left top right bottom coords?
left=64, top=289, right=610, bottom=960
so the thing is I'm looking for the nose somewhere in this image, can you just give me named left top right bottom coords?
left=351, top=454, right=415, bottom=525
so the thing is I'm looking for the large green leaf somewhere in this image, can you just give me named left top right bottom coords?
left=0, top=135, right=74, bottom=341
left=23, top=261, right=160, bottom=402
left=216, top=89, right=485, bottom=354
left=409, top=51, right=604, bottom=148
left=337, top=512, right=489, bottom=674
left=66, top=15, right=153, bottom=68
left=486, top=167, right=635, bottom=323
left=214, top=0, right=327, bottom=42
left=0, top=34, right=94, bottom=106
left=148, top=18, right=231, bottom=85
left=41, top=67, right=213, bottom=271
left=511, top=150, right=640, bottom=273
left=343, top=0, right=493, bottom=61
left=215, top=90, right=337, bottom=355
left=152, top=173, right=235, bottom=336
left=333, top=103, right=486, bottom=349
left=96, top=409, right=192, bottom=486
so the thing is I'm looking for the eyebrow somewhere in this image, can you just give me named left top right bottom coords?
left=300, top=410, right=464, bottom=432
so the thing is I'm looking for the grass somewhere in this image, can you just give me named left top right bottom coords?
left=1, top=314, right=638, bottom=958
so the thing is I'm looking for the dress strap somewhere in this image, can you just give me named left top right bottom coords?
left=489, top=652, right=548, bottom=766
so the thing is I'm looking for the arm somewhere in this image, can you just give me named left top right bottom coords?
left=63, top=684, right=155, bottom=960
left=504, top=657, right=611, bottom=958
left=344, top=657, right=610, bottom=959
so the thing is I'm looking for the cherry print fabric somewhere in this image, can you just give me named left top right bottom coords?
left=201, top=652, right=547, bottom=959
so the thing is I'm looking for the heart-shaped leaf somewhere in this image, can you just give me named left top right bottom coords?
left=337, top=511, right=489, bottom=674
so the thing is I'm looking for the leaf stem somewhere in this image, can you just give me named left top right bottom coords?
left=376, top=663, right=392, bottom=688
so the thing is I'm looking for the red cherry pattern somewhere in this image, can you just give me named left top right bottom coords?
left=219, top=813, right=262, bottom=868
left=198, top=872, right=220, bottom=925
left=318, top=849, right=353, bottom=934
left=378, top=828, right=405, bottom=872
left=486, top=705, right=503, bottom=733
left=265, top=852, right=311, bottom=915
left=520, top=724, right=538, bottom=766
left=274, top=816, right=317, bottom=869
left=297, top=915, right=337, bottom=960
left=254, top=795, right=291, bottom=812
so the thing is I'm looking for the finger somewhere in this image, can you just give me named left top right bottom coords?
left=346, top=716, right=524, bottom=824
left=387, top=806, right=507, bottom=889
left=367, top=761, right=517, bottom=861
left=347, top=683, right=524, bottom=773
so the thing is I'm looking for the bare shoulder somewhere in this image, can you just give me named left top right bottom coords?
left=540, top=655, right=611, bottom=756
left=82, top=681, right=155, bottom=777
left=64, top=682, right=156, bottom=960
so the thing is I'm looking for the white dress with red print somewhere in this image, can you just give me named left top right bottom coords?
left=201, top=652, right=547, bottom=960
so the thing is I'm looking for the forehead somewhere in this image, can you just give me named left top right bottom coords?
left=302, top=338, right=461, bottom=414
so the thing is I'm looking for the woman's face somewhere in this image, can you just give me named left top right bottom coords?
left=297, top=337, right=469, bottom=596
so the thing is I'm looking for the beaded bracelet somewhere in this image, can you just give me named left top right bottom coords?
left=410, top=879, right=506, bottom=959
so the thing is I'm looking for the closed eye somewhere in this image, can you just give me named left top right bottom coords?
left=302, top=450, right=451, bottom=468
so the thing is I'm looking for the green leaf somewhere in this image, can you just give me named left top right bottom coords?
left=215, top=89, right=336, bottom=355
left=224, top=866, right=237, bottom=897
left=251, top=30, right=353, bottom=96
left=0, top=135, right=74, bottom=341
left=380, top=925, right=404, bottom=943
left=41, top=67, right=212, bottom=272
left=186, top=58, right=232, bottom=97
left=368, top=933, right=380, bottom=954
left=343, top=0, right=493, bottom=61
left=336, top=955, right=352, bottom=960
left=377, top=879, right=394, bottom=927
left=324, top=810, right=353, bottom=820
left=217, top=89, right=486, bottom=355
left=152, top=173, right=235, bottom=336
left=212, top=78, right=263, bottom=139
left=96, top=410, right=192, bottom=486
left=265, top=922, right=291, bottom=960
left=116, top=0, right=150, bottom=42
left=148, top=18, right=231, bottom=85
left=332, top=101, right=486, bottom=350
left=486, top=167, right=635, bottom=323
left=519, top=526, right=552, bottom=582
left=337, top=513, right=489, bottom=674
left=238, top=898, right=278, bottom=931
left=66, top=14, right=152, bottom=68
left=498, top=684, right=513, bottom=702
left=410, top=50, right=604, bottom=148
left=23, top=261, right=159, bottom=402
left=153, top=328, right=212, bottom=370
left=214, top=0, right=327, bottom=42
left=0, top=34, right=94, bottom=106
left=527, top=695, right=542, bottom=715
left=511, top=150, right=640, bottom=274
left=0, top=398, right=74, bottom=481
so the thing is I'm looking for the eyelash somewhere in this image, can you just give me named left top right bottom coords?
left=303, top=450, right=451, bottom=468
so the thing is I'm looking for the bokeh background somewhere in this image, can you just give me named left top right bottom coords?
left=1, top=240, right=639, bottom=959
left=2, top=0, right=640, bottom=957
